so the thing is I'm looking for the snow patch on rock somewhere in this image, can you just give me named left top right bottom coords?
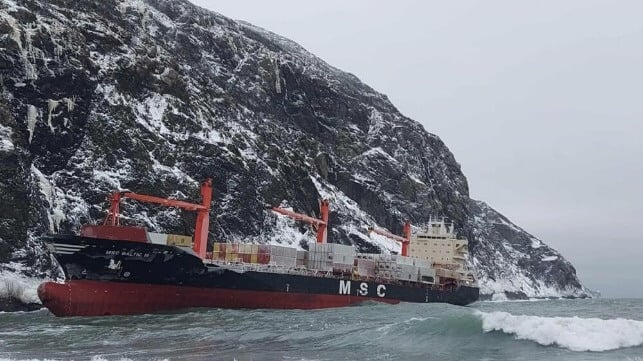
left=0, top=124, right=14, bottom=151
left=26, top=104, right=38, bottom=143
left=311, top=176, right=401, bottom=254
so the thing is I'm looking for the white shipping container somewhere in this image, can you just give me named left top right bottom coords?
left=270, top=245, right=283, bottom=256
left=418, top=267, right=435, bottom=277
left=309, top=259, right=331, bottom=271
left=340, top=244, right=356, bottom=256
left=357, top=259, right=376, bottom=270
left=285, top=247, right=298, bottom=258
left=413, top=258, right=431, bottom=268
left=321, top=243, right=355, bottom=256
left=399, top=264, right=418, bottom=272
left=395, top=256, right=415, bottom=266
left=274, top=256, right=297, bottom=268
left=332, top=263, right=351, bottom=272
left=148, top=232, right=168, bottom=245
left=310, top=259, right=327, bottom=271
left=397, top=264, right=419, bottom=281
left=357, top=267, right=375, bottom=277
left=397, top=272, right=416, bottom=281
left=238, top=244, right=251, bottom=254
left=377, top=254, right=392, bottom=262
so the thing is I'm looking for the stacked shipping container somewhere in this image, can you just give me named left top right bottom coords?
left=147, top=232, right=193, bottom=247
left=207, top=242, right=437, bottom=284
left=296, top=250, right=307, bottom=267
left=211, top=243, right=298, bottom=267
left=270, top=244, right=297, bottom=268
left=355, top=258, right=376, bottom=277
left=354, top=253, right=433, bottom=282
left=374, top=254, right=401, bottom=280
left=419, top=267, right=436, bottom=283
left=307, top=242, right=355, bottom=272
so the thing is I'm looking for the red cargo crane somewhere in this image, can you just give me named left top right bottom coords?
left=368, top=221, right=412, bottom=256
left=103, top=179, right=213, bottom=259
left=270, top=199, right=329, bottom=243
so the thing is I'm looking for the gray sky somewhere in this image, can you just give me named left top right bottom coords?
left=192, top=0, right=643, bottom=298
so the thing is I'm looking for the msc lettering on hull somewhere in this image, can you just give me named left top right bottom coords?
left=338, top=280, right=386, bottom=297
left=339, top=280, right=351, bottom=295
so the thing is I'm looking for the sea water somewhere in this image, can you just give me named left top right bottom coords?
left=0, top=298, right=641, bottom=360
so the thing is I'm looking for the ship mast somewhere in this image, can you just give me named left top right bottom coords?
left=103, top=179, right=213, bottom=259
left=368, top=221, right=411, bottom=256
left=270, top=199, right=329, bottom=243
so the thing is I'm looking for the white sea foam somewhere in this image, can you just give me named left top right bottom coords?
left=0, top=266, right=43, bottom=304
left=90, top=357, right=169, bottom=361
left=0, top=358, right=169, bottom=361
left=481, top=297, right=552, bottom=303
left=0, top=359, right=57, bottom=361
left=477, top=311, right=643, bottom=352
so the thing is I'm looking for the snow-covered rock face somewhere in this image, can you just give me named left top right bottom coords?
left=469, top=200, right=589, bottom=299
left=0, top=0, right=589, bottom=304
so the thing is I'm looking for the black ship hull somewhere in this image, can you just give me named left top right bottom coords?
left=38, top=235, right=479, bottom=316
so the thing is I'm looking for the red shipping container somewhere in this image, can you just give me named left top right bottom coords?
left=80, top=225, right=148, bottom=243
left=206, top=252, right=213, bottom=259
left=258, top=253, right=271, bottom=264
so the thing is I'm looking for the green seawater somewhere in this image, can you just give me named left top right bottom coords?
left=0, top=298, right=642, bottom=361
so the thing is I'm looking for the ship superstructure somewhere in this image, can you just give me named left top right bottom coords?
left=409, top=218, right=476, bottom=286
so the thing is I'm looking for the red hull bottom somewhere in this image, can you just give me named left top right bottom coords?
left=37, top=281, right=399, bottom=317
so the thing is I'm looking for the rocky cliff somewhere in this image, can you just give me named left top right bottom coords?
left=0, top=0, right=589, bottom=307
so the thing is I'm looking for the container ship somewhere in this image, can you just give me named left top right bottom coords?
left=38, top=179, right=479, bottom=316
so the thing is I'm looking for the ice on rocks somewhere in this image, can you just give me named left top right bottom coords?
left=0, top=124, right=14, bottom=151
left=26, top=104, right=38, bottom=143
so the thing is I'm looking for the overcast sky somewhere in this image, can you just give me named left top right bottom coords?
left=192, top=0, right=643, bottom=298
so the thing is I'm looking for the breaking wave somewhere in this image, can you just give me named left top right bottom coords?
left=477, top=311, right=643, bottom=352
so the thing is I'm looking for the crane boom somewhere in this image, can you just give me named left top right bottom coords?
left=368, top=221, right=411, bottom=256
left=118, top=193, right=208, bottom=211
left=103, top=179, right=213, bottom=259
left=271, top=199, right=329, bottom=243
